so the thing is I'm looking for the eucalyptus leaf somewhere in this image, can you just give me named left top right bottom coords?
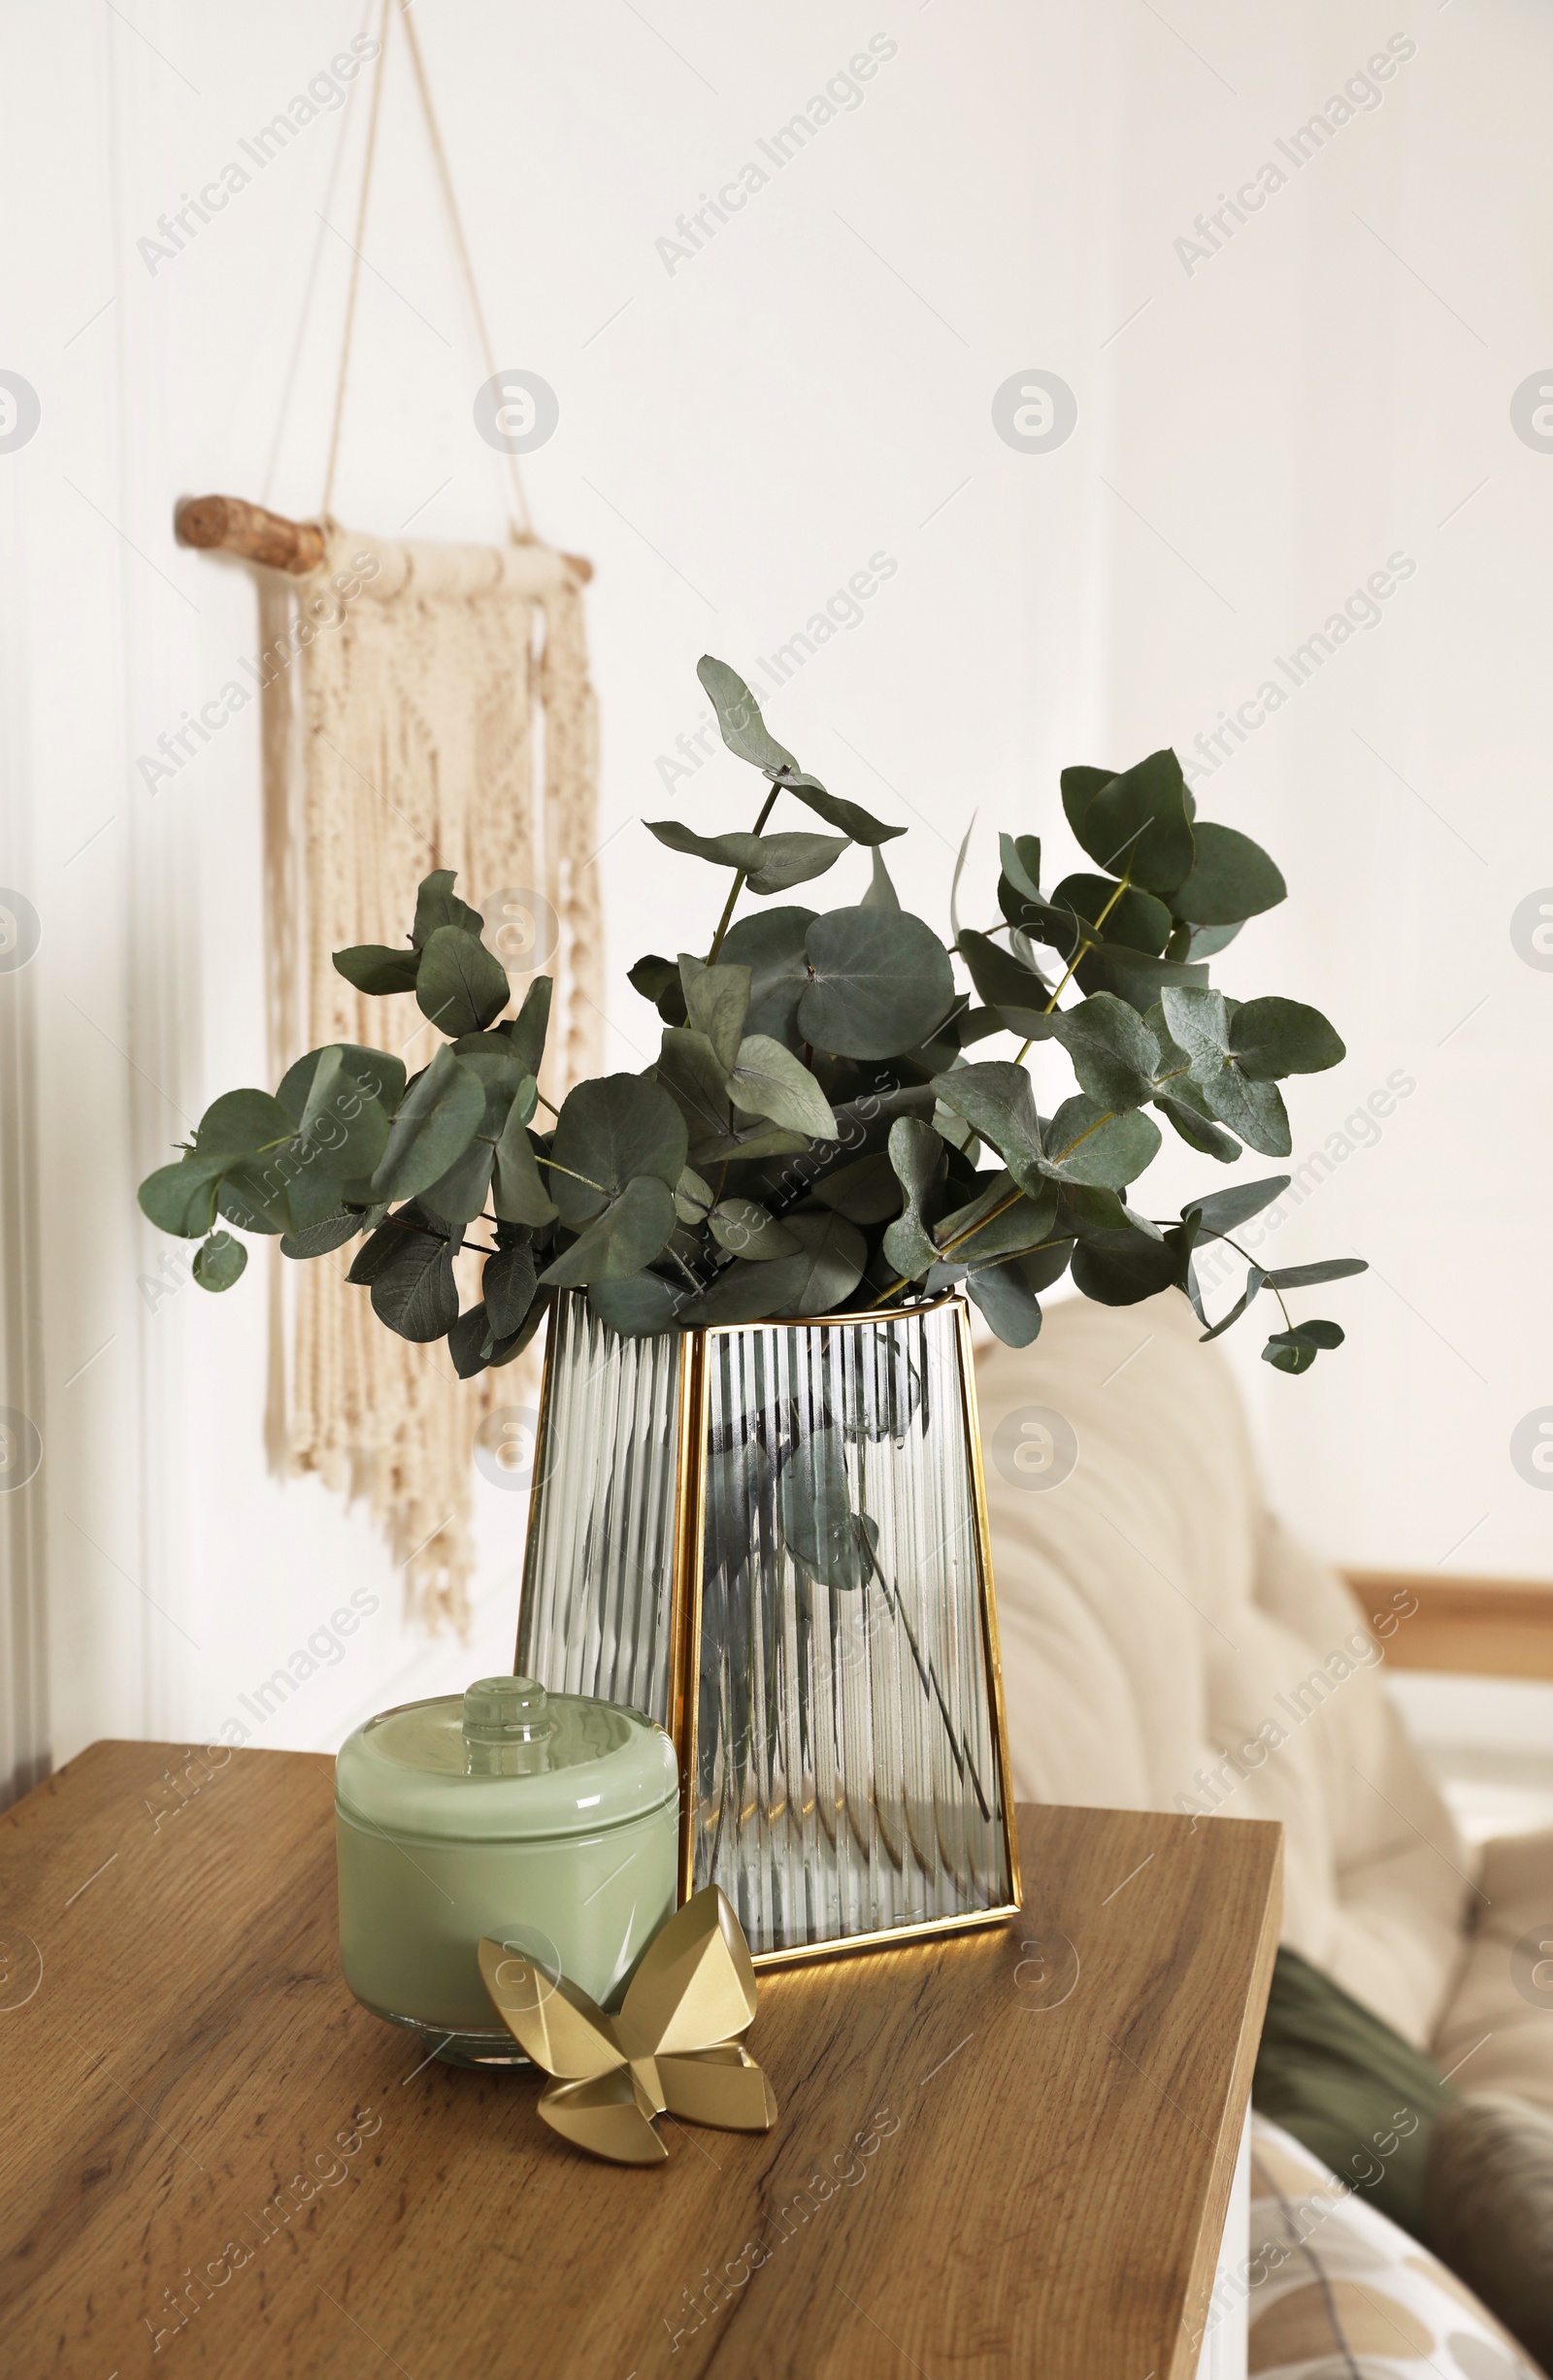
left=278, top=1043, right=406, bottom=1127
left=674, top=1165, right=715, bottom=1226
left=1181, top=1175, right=1290, bottom=1235
left=710, top=1197, right=802, bottom=1261
left=192, top=1230, right=247, bottom=1291
left=999, top=834, right=1041, bottom=905
left=196, top=1088, right=295, bottom=1159
left=681, top=959, right=750, bottom=1073
left=929, top=1062, right=1044, bottom=1196
left=1074, top=946, right=1210, bottom=1014
left=1041, top=1096, right=1161, bottom=1189
left=587, top=1273, right=684, bottom=1338
left=1159, top=987, right=1293, bottom=1158
left=957, top=929, right=1050, bottom=1035
left=548, top=1075, right=688, bottom=1227
left=862, top=845, right=901, bottom=909
left=448, top=1303, right=495, bottom=1378
left=880, top=1116, right=947, bottom=1278
left=745, top=833, right=850, bottom=896
left=776, top=1427, right=872, bottom=1590
left=139, top=1153, right=226, bottom=1239
left=1050, top=994, right=1162, bottom=1110
left=678, top=1251, right=810, bottom=1327
left=538, top=1174, right=677, bottom=1286
left=1156, top=1094, right=1240, bottom=1163
left=1258, top=1257, right=1368, bottom=1290
left=1050, top=874, right=1173, bottom=958
left=799, top=909, right=954, bottom=1060
left=810, top=1151, right=904, bottom=1226
left=332, top=943, right=421, bottom=997
left=506, top=975, right=554, bottom=1079
left=414, top=925, right=512, bottom=1038
left=1071, top=747, right=1195, bottom=894
left=935, top=1171, right=1058, bottom=1266
left=1200, top=1267, right=1268, bottom=1343
left=492, top=1105, right=558, bottom=1228
left=295, top=1046, right=391, bottom=1182
left=716, top=906, right=817, bottom=1050
left=215, top=1156, right=294, bottom=1237
left=776, top=773, right=903, bottom=847
left=727, top=1035, right=838, bottom=1140
left=1172, top=823, right=1286, bottom=927
left=484, top=1238, right=538, bottom=1336
left=696, top=656, right=800, bottom=775
left=646, top=821, right=767, bottom=872
left=657, top=1026, right=736, bottom=1160
left=763, top=1209, right=867, bottom=1318
left=281, top=1207, right=361, bottom=1259
left=417, top=1138, right=495, bottom=1229
left=1229, top=998, right=1345, bottom=1081
left=412, top=869, right=483, bottom=946
left=371, top=1045, right=485, bottom=1203
left=370, top=1229, right=459, bottom=1341
left=1070, top=1231, right=1178, bottom=1306
left=962, top=1255, right=1045, bottom=1347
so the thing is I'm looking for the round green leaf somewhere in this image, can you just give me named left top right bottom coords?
left=538, top=1174, right=677, bottom=1286
left=139, top=1154, right=225, bottom=1239
left=1050, top=875, right=1173, bottom=958
left=719, top=908, right=817, bottom=1049
left=763, top=1209, right=867, bottom=1317
left=371, top=1046, right=485, bottom=1204
left=1071, top=748, right=1195, bottom=894
left=696, top=656, right=800, bottom=775
left=195, top=1088, right=294, bottom=1159
left=369, top=1229, right=459, bottom=1341
left=727, top=1036, right=838, bottom=1140
left=414, top=925, right=512, bottom=1038
left=1229, top=998, right=1345, bottom=1081
left=799, top=909, right=954, bottom=1060
left=192, top=1231, right=248, bottom=1292
left=332, top=944, right=420, bottom=997
left=1172, top=823, right=1286, bottom=927
left=548, top=1075, right=689, bottom=1228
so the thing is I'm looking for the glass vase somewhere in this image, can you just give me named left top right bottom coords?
left=516, top=1291, right=1019, bottom=1962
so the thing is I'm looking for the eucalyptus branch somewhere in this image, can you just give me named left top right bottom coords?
left=1190, top=1224, right=1294, bottom=1332
left=706, top=782, right=782, bottom=963
left=532, top=1156, right=608, bottom=1194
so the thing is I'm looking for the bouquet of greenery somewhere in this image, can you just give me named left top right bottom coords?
left=138, top=656, right=1364, bottom=1372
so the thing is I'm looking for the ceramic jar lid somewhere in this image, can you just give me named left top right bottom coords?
left=335, top=1676, right=678, bottom=1843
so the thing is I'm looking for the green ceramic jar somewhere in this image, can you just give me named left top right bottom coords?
left=335, top=1676, right=679, bottom=2066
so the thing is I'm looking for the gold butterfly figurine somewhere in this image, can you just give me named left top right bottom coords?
left=479, top=1885, right=778, bottom=2165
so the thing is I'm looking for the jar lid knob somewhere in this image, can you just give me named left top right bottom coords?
left=462, top=1675, right=549, bottom=1741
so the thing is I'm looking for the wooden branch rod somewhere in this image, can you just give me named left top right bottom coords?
left=173, top=492, right=593, bottom=582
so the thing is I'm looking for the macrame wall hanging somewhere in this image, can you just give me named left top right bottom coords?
left=176, top=0, right=601, bottom=1629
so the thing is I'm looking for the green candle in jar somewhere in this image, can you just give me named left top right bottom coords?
left=335, top=1676, right=679, bottom=2066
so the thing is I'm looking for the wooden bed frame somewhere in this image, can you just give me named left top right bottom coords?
left=1344, top=1570, right=1553, bottom=1681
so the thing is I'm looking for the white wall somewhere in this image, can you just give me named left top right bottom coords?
left=2, top=0, right=1549, bottom=1780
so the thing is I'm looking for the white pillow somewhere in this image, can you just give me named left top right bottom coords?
left=1207, top=2116, right=1546, bottom=2377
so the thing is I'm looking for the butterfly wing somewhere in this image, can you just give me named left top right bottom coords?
left=538, top=2069, right=669, bottom=2165
left=658, top=2044, right=777, bottom=2132
left=479, top=1938, right=621, bottom=2081
left=620, top=1885, right=758, bottom=2058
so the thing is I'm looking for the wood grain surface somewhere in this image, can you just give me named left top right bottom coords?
left=1347, top=1566, right=1553, bottom=1680
left=0, top=1741, right=1279, bottom=2379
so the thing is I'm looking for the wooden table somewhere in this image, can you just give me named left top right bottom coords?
left=0, top=1743, right=1279, bottom=2378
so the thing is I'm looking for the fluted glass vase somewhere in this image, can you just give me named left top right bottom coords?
left=516, top=1291, right=1018, bottom=1962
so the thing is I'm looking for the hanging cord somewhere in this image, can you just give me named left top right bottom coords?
left=320, top=0, right=394, bottom=520
left=260, top=0, right=377, bottom=509
left=395, top=0, right=533, bottom=541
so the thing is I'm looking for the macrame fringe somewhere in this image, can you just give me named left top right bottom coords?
left=260, top=525, right=601, bottom=1632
